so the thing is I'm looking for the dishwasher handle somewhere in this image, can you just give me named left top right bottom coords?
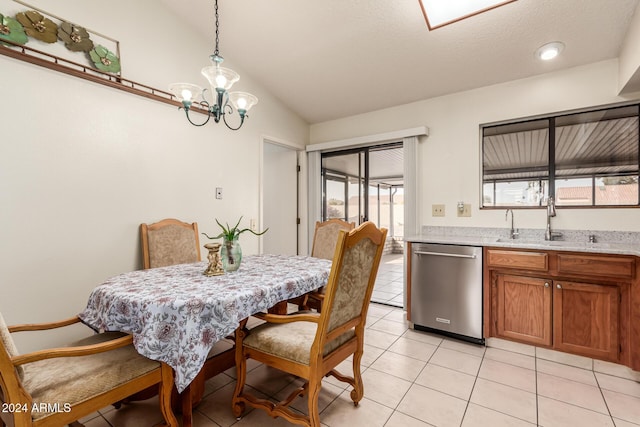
left=413, top=250, right=477, bottom=259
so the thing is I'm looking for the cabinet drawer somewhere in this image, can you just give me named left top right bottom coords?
left=487, top=249, right=548, bottom=271
left=557, top=254, right=635, bottom=279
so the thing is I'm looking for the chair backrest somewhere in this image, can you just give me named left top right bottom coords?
left=315, top=222, right=387, bottom=343
left=311, top=219, right=356, bottom=260
left=0, top=312, right=23, bottom=383
left=140, top=218, right=201, bottom=269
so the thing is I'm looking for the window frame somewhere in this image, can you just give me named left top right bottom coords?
left=480, top=102, right=640, bottom=209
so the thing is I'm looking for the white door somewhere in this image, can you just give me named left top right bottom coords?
left=263, top=141, right=298, bottom=255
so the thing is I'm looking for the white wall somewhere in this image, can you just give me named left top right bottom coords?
left=0, top=0, right=308, bottom=350
left=310, top=59, right=640, bottom=233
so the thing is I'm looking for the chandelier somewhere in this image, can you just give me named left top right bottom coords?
left=168, top=0, right=258, bottom=130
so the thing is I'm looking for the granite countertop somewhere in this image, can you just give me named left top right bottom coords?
left=406, top=227, right=640, bottom=257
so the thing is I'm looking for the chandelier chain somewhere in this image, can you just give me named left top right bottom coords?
left=214, top=0, right=220, bottom=56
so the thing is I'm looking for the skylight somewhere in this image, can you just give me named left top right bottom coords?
left=418, top=0, right=517, bottom=30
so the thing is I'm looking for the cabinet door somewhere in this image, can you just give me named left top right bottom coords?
left=553, top=281, right=619, bottom=362
left=496, top=274, right=552, bottom=346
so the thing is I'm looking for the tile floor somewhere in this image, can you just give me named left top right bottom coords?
left=79, top=303, right=640, bottom=427
left=370, top=253, right=404, bottom=308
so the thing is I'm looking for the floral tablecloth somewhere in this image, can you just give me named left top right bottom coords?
left=78, top=254, right=331, bottom=392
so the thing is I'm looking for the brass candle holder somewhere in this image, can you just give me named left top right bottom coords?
left=203, top=243, right=224, bottom=276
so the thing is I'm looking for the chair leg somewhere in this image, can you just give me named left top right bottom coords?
left=349, top=348, right=364, bottom=406
left=298, top=293, right=310, bottom=311
left=307, top=377, right=322, bottom=427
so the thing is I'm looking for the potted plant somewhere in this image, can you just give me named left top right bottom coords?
left=202, top=217, right=268, bottom=272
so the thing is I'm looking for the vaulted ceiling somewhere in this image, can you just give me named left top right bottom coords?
left=160, top=0, right=640, bottom=124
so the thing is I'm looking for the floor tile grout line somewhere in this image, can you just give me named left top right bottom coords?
left=467, top=401, right=539, bottom=426
left=597, top=381, right=640, bottom=400
left=471, top=350, right=540, bottom=426
left=593, top=370, right=617, bottom=424
left=534, top=352, right=624, bottom=426
left=459, top=359, right=482, bottom=427
left=193, top=406, right=224, bottom=427
left=458, top=345, right=487, bottom=426
left=383, top=410, right=437, bottom=427
left=378, top=333, right=446, bottom=426
left=536, top=368, right=608, bottom=390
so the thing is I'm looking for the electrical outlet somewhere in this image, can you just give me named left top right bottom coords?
left=432, top=204, right=445, bottom=217
left=250, top=219, right=256, bottom=231
left=458, top=203, right=472, bottom=217
left=215, top=187, right=223, bottom=200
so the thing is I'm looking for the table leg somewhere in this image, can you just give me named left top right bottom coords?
left=172, top=346, right=236, bottom=427
left=180, top=384, right=193, bottom=427
left=268, top=301, right=289, bottom=315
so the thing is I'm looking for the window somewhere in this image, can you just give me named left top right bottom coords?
left=481, top=104, right=640, bottom=208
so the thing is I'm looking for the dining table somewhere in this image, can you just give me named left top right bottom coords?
left=78, top=253, right=331, bottom=422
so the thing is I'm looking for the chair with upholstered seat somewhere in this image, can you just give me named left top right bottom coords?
left=290, top=219, right=355, bottom=311
left=232, top=221, right=387, bottom=427
left=140, top=218, right=201, bottom=269
left=0, top=312, right=177, bottom=427
left=139, top=217, right=235, bottom=425
left=310, top=218, right=356, bottom=260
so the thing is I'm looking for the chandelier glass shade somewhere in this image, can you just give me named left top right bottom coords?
left=168, top=0, right=257, bottom=130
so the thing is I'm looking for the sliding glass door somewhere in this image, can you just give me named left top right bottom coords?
left=320, top=142, right=405, bottom=308
left=321, top=143, right=403, bottom=233
left=322, top=150, right=365, bottom=224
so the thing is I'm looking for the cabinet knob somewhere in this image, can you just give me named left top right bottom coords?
left=557, top=284, right=562, bottom=289
left=544, top=282, right=550, bottom=288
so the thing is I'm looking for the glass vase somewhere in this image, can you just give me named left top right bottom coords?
left=221, top=238, right=242, bottom=272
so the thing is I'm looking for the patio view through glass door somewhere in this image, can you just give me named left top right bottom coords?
left=321, top=143, right=405, bottom=307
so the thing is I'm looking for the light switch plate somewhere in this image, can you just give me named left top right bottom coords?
left=432, top=204, right=445, bottom=217
left=458, top=203, right=472, bottom=217
left=215, top=187, right=223, bottom=199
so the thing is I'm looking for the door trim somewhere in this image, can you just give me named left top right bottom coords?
left=260, top=136, right=303, bottom=255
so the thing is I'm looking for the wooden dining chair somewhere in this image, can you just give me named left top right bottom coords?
left=140, top=218, right=201, bottom=269
left=0, top=312, right=178, bottom=427
left=290, top=218, right=356, bottom=311
left=139, top=218, right=235, bottom=424
left=310, top=218, right=356, bottom=260
left=232, top=221, right=387, bottom=427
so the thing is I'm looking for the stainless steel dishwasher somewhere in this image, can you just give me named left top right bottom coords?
left=410, top=243, right=484, bottom=344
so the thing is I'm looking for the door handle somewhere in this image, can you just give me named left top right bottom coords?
left=557, top=283, right=562, bottom=289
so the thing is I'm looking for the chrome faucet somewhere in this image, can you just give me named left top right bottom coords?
left=544, top=197, right=562, bottom=241
left=505, top=209, right=519, bottom=239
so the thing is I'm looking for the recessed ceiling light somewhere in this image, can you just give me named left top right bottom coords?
left=418, top=0, right=517, bottom=30
left=536, top=41, right=565, bottom=61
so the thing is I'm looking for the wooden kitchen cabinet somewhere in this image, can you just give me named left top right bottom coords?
left=495, top=274, right=552, bottom=346
left=553, top=280, right=619, bottom=361
left=485, top=247, right=634, bottom=366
